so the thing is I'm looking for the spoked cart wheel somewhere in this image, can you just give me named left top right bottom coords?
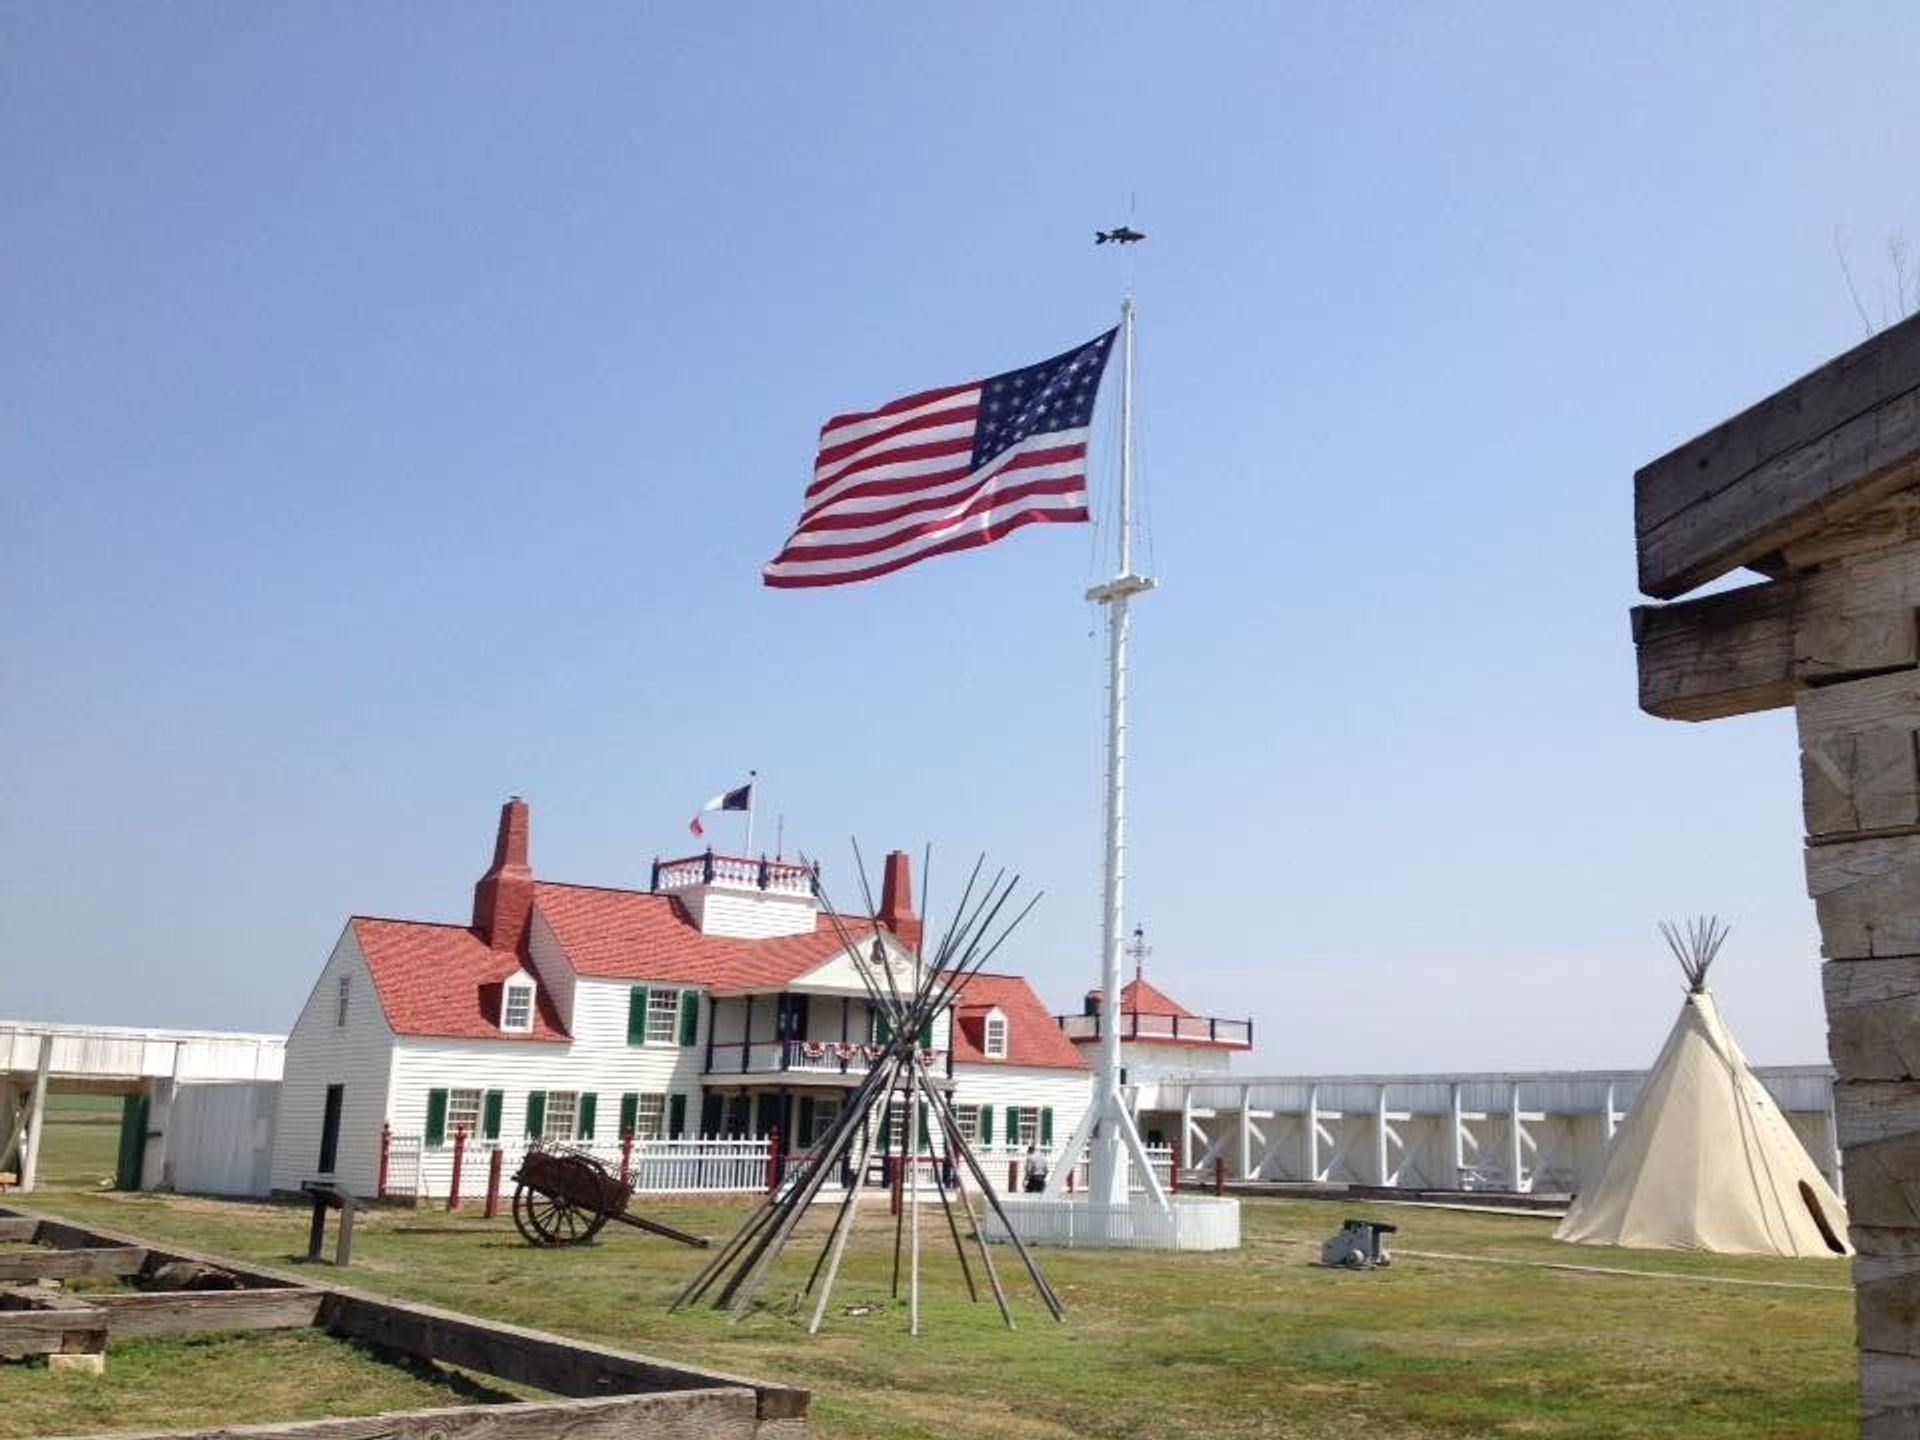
left=510, top=1147, right=617, bottom=1247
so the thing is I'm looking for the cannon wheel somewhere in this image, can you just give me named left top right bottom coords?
left=511, top=1150, right=616, bottom=1247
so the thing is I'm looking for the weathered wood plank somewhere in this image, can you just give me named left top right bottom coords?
left=36, top=1389, right=762, bottom=1440
left=0, top=1216, right=40, bottom=1242
left=1636, top=310, right=1920, bottom=598
left=0, top=1305, right=108, bottom=1360
left=1807, top=835, right=1920, bottom=960
left=0, top=1245, right=145, bottom=1282
left=318, top=1291, right=808, bottom=1420
left=1859, top=1254, right=1920, bottom=1358
left=95, top=1287, right=323, bottom=1338
left=1835, top=1082, right=1920, bottom=1232
left=1863, top=1349, right=1920, bottom=1440
left=1826, top=959, right=1920, bottom=1080
left=1632, top=576, right=1797, bottom=721
left=1635, top=540, right=1920, bottom=721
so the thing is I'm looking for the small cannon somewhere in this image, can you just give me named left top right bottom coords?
left=1320, top=1217, right=1397, bottom=1270
left=510, top=1146, right=710, bottom=1250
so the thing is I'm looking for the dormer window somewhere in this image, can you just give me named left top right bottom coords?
left=502, top=980, right=535, bottom=1034
left=984, top=1009, right=1008, bottom=1059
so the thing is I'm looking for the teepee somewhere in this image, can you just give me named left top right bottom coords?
left=1554, top=917, right=1851, bottom=1258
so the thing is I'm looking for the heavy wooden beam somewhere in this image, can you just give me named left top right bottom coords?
left=95, top=1288, right=323, bottom=1339
left=1633, top=539, right=1920, bottom=720
left=0, top=1246, right=146, bottom=1282
left=317, top=1289, right=808, bottom=1423
left=1636, top=311, right=1920, bottom=599
left=37, top=1390, right=764, bottom=1440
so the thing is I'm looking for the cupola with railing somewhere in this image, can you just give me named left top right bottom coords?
left=649, top=850, right=822, bottom=939
left=1053, top=928, right=1253, bottom=1053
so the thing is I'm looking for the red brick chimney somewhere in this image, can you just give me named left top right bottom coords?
left=878, top=849, right=922, bottom=952
left=473, top=797, right=534, bottom=955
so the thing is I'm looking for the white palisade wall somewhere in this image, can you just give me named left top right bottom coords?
left=269, top=925, right=396, bottom=1197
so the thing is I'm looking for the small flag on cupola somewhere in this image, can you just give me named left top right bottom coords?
left=689, top=780, right=753, bottom=837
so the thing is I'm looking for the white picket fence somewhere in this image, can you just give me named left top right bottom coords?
left=382, top=1132, right=1178, bottom=1206
left=383, top=1134, right=772, bottom=1203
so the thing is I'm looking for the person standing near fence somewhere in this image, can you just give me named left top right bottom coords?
left=1023, top=1145, right=1048, bottom=1194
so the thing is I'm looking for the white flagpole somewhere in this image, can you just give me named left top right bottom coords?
left=1082, top=294, right=1162, bottom=1213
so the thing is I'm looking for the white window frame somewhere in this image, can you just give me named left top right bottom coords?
left=543, top=1090, right=579, bottom=1143
left=633, top=1092, right=667, bottom=1141
left=335, top=975, right=351, bottom=1028
left=952, top=1104, right=981, bottom=1145
left=446, top=1087, right=484, bottom=1141
left=984, top=1009, right=1008, bottom=1059
left=645, top=987, right=682, bottom=1045
left=503, top=981, right=535, bottom=1034
left=1005, top=1105, right=1039, bottom=1147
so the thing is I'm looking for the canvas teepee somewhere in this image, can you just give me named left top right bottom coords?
left=1554, top=918, right=1851, bottom=1258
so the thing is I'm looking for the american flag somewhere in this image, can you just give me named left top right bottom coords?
left=763, top=328, right=1118, bottom=588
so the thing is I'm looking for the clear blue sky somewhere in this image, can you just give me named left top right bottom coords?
left=5, top=4, right=1917, bottom=1071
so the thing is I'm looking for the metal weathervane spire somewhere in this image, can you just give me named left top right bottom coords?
left=1046, top=224, right=1170, bottom=1213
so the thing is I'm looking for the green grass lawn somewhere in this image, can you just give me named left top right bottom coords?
left=4, top=1114, right=1858, bottom=1439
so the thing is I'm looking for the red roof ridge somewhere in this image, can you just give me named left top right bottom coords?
left=532, top=879, right=659, bottom=899
left=351, top=915, right=480, bottom=932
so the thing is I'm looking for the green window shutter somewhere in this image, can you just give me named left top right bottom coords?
left=627, top=986, right=650, bottom=1045
left=482, top=1090, right=503, bottom=1141
left=1041, top=1107, right=1054, bottom=1146
left=980, top=1104, right=993, bottom=1146
left=797, top=1096, right=816, bottom=1145
left=700, top=1093, right=722, bottom=1137
left=668, top=1093, right=687, bottom=1139
left=918, top=1018, right=933, bottom=1047
left=876, top=1012, right=892, bottom=1044
left=619, top=1093, right=639, bottom=1140
left=578, top=1092, right=597, bottom=1141
left=679, top=990, right=700, bottom=1046
left=525, top=1091, right=547, bottom=1140
left=917, top=1102, right=929, bottom=1149
left=425, top=1089, right=448, bottom=1148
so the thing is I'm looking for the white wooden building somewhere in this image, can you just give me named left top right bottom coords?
left=271, top=799, right=1090, bottom=1199
left=1, top=1020, right=284, bottom=1195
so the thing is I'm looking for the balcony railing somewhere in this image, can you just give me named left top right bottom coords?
left=650, top=850, right=820, bottom=897
left=706, top=1039, right=949, bottom=1078
left=1054, top=1011, right=1253, bottom=1048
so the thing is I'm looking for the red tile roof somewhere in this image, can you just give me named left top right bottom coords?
left=531, top=882, right=878, bottom=991
left=948, top=973, right=1087, bottom=1071
left=351, top=918, right=570, bottom=1043
left=1119, top=976, right=1193, bottom=1018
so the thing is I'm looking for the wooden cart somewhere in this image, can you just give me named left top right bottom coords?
left=510, top=1147, right=709, bottom=1249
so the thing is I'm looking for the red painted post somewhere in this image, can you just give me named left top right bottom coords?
left=766, top=1126, right=782, bottom=1197
left=1007, top=1160, right=1020, bottom=1194
left=376, top=1123, right=391, bottom=1200
left=1066, top=1165, right=1075, bottom=1195
left=620, top=1131, right=634, bottom=1185
left=1214, top=1156, right=1226, bottom=1197
left=483, top=1146, right=503, bottom=1218
left=447, top=1127, right=467, bottom=1211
